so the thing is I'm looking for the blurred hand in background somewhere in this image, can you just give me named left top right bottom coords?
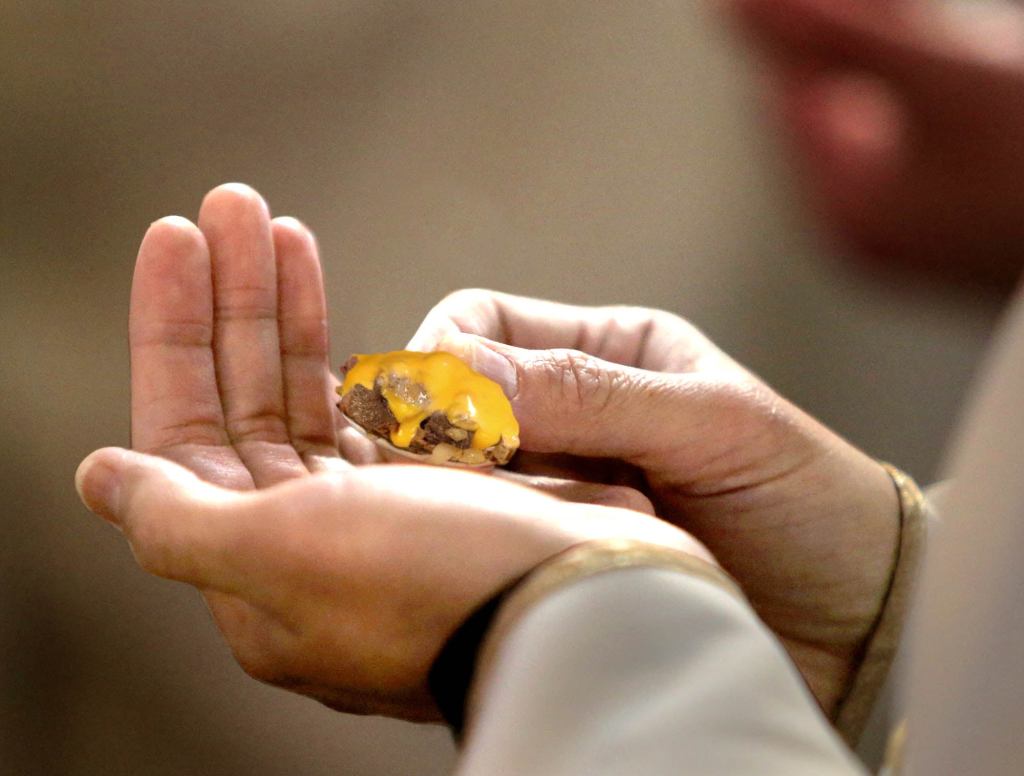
left=725, top=0, right=1024, bottom=287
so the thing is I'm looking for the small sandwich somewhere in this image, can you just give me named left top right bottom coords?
left=337, top=350, right=520, bottom=466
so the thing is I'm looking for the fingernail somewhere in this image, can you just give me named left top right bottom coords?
left=75, top=451, right=123, bottom=525
left=439, top=334, right=519, bottom=398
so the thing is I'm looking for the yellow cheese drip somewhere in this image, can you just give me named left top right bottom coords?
left=340, top=350, right=519, bottom=451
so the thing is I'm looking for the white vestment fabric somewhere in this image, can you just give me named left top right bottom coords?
left=904, top=286, right=1024, bottom=775
left=458, top=568, right=865, bottom=775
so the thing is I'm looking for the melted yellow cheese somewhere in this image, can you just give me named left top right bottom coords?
left=340, top=350, right=519, bottom=451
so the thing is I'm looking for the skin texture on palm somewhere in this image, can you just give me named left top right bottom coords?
left=724, top=0, right=1024, bottom=287
left=410, top=289, right=900, bottom=715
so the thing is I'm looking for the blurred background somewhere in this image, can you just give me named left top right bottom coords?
left=1, top=1, right=1003, bottom=774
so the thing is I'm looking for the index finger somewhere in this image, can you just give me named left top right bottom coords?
left=407, top=289, right=723, bottom=373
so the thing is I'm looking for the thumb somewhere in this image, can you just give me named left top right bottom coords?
left=75, top=447, right=220, bottom=524
left=75, top=447, right=241, bottom=588
left=438, top=333, right=718, bottom=462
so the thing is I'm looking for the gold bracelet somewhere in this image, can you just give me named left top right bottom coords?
left=833, top=463, right=927, bottom=745
left=881, top=719, right=909, bottom=775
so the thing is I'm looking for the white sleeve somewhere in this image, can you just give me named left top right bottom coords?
left=457, top=567, right=866, bottom=776
left=902, top=284, right=1024, bottom=775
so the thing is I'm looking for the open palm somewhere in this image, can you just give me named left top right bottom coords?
left=129, top=183, right=362, bottom=652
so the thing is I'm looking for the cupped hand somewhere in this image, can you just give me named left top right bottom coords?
left=410, top=289, right=900, bottom=715
left=723, top=0, right=1024, bottom=286
left=86, top=184, right=669, bottom=718
left=75, top=447, right=707, bottom=720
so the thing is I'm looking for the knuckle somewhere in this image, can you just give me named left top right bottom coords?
left=438, top=287, right=494, bottom=311
left=645, top=306, right=691, bottom=331
left=414, top=288, right=499, bottom=348
left=213, top=598, right=290, bottom=686
left=434, top=288, right=500, bottom=329
left=546, top=349, right=620, bottom=413
left=612, top=304, right=666, bottom=329
left=606, top=305, right=689, bottom=339
left=660, top=313, right=711, bottom=352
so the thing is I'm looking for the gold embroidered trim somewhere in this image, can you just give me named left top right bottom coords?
left=834, top=463, right=927, bottom=745
left=880, top=719, right=908, bottom=775
left=464, top=539, right=743, bottom=735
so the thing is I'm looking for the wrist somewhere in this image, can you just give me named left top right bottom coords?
left=771, top=447, right=905, bottom=717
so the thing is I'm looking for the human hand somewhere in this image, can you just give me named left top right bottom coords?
left=409, top=289, right=900, bottom=715
left=723, top=0, right=1024, bottom=286
left=89, top=183, right=675, bottom=718
left=75, top=447, right=707, bottom=720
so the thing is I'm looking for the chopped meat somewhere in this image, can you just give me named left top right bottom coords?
left=338, top=369, right=516, bottom=466
left=409, top=412, right=473, bottom=453
left=487, top=440, right=515, bottom=466
left=339, top=383, right=397, bottom=438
